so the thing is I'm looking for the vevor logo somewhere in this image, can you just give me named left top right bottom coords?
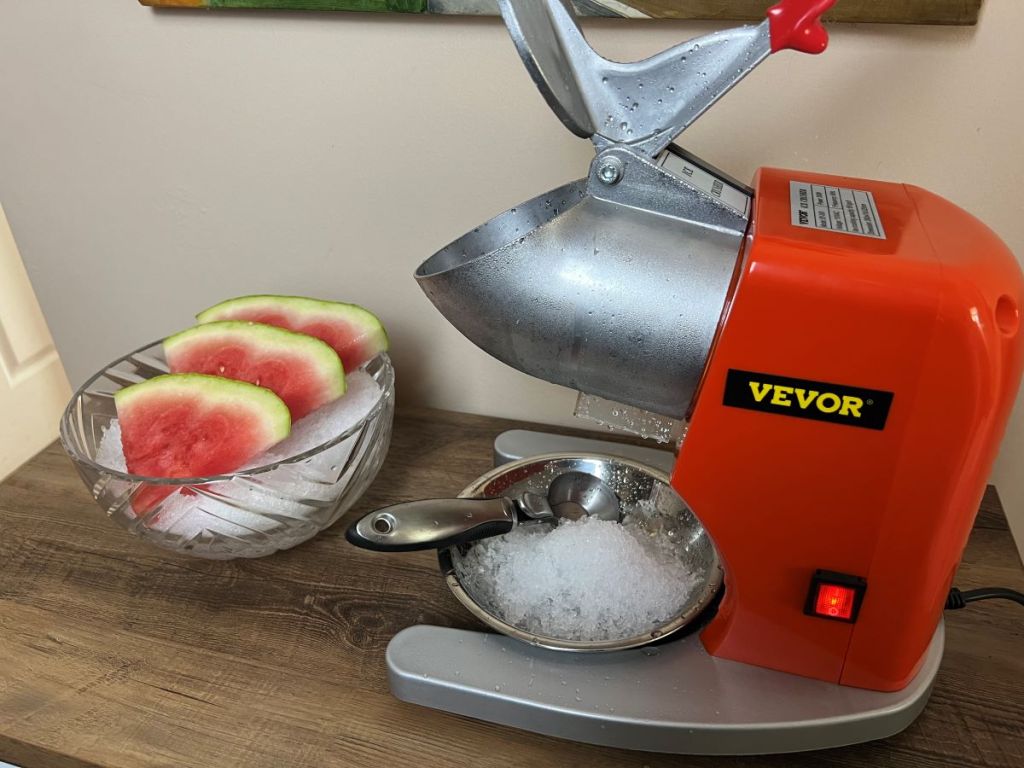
left=723, top=370, right=893, bottom=430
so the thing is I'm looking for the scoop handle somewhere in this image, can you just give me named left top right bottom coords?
left=345, top=498, right=516, bottom=552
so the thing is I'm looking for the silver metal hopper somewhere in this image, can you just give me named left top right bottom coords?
left=415, top=0, right=820, bottom=420
left=415, top=156, right=747, bottom=419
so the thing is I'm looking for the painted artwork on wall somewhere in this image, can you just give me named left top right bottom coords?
left=139, top=0, right=983, bottom=25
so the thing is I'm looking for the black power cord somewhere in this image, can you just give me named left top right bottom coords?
left=945, top=586, right=1024, bottom=610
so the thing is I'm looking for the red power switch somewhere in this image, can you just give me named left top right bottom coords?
left=805, top=570, right=867, bottom=623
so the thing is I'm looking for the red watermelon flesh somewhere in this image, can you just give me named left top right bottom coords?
left=196, top=295, right=388, bottom=372
left=164, top=321, right=345, bottom=421
left=114, top=374, right=291, bottom=513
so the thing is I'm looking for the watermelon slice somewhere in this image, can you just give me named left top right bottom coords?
left=164, top=321, right=345, bottom=421
left=115, top=374, right=291, bottom=512
left=196, top=295, right=388, bottom=372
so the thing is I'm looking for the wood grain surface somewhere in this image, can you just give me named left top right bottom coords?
left=0, top=407, right=1021, bottom=767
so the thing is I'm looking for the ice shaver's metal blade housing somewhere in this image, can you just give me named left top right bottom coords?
left=416, top=0, right=833, bottom=419
left=415, top=154, right=748, bottom=419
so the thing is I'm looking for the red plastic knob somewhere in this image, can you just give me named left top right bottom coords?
left=767, top=0, right=836, bottom=54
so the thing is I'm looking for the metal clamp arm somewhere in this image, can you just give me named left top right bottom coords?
left=499, top=0, right=835, bottom=157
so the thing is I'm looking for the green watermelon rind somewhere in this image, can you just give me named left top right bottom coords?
left=114, top=373, right=292, bottom=446
left=196, top=295, right=389, bottom=360
left=163, top=320, right=347, bottom=401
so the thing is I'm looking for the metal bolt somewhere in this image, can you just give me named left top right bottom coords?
left=372, top=514, right=395, bottom=534
left=597, top=158, right=624, bottom=185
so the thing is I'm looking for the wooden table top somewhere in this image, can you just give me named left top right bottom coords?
left=1, top=407, right=1021, bottom=768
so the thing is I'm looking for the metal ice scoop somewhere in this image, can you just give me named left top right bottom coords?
left=346, top=471, right=620, bottom=552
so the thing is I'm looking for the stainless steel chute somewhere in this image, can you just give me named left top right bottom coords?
left=414, top=0, right=795, bottom=418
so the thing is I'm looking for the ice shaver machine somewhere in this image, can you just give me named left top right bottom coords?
left=389, top=0, right=1024, bottom=754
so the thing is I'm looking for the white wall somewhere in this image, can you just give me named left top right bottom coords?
left=0, top=0, right=1021, bottom=552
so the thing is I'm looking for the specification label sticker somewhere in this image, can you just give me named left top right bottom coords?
left=790, top=181, right=886, bottom=240
left=660, top=152, right=751, bottom=217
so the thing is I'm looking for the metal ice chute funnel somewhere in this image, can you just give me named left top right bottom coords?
left=416, top=0, right=835, bottom=423
left=415, top=158, right=749, bottom=422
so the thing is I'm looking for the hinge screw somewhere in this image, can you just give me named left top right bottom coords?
left=598, top=158, right=624, bottom=185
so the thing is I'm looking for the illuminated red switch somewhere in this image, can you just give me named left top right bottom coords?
left=805, top=570, right=867, bottom=623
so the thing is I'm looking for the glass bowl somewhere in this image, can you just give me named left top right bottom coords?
left=60, top=340, right=395, bottom=559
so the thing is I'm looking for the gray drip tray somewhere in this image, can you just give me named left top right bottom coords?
left=386, top=623, right=942, bottom=755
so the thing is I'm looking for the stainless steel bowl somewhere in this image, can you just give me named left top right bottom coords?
left=439, top=453, right=723, bottom=652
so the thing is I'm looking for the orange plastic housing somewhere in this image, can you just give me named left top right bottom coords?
left=673, top=167, right=1024, bottom=691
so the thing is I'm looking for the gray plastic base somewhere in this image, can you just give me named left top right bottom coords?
left=387, top=623, right=943, bottom=755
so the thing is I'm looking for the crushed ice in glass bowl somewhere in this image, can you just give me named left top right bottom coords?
left=60, top=340, right=394, bottom=559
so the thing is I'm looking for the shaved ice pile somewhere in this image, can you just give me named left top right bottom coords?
left=456, top=506, right=698, bottom=642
